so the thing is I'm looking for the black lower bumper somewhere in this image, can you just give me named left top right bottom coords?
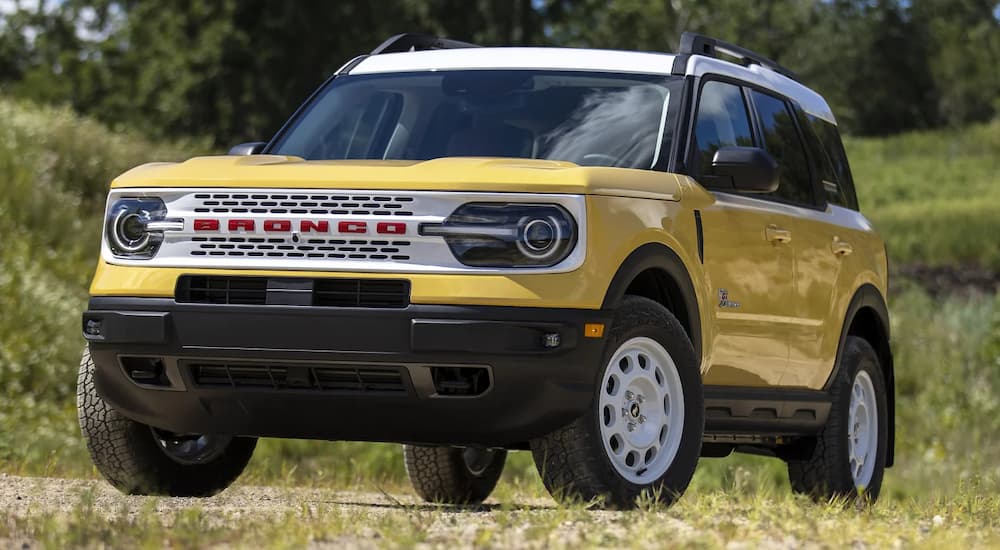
left=83, top=297, right=612, bottom=447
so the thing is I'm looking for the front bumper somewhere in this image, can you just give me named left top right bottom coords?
left=83, top=297, right=611, bottom=447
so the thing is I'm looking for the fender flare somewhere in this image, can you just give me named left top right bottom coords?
left=826, top=283, right=895, bottom=467
left=601, top=243, right=702, bottom=360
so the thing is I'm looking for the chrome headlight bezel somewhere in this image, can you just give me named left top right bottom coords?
left=419, top=203, right=578, bottom=268
left=104, top=197, right=174, bottom=259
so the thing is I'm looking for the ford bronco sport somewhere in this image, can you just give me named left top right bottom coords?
left=78, top=32, right=893, bottom=508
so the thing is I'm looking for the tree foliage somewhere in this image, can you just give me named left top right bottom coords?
left=0, top=0, right=996, bottom=143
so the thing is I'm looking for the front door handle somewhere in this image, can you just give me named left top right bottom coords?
left=831, top=238, right=854, bottom=257
left=765, top=225, right=792, bottom=244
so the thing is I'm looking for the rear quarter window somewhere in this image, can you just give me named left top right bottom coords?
left=808, top=115, right=859, bottom=211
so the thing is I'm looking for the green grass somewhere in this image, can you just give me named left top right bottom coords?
left=847, top=120, right=1000, bottom=269
left=3, top=481, right=1000, bottom=548
left=0, top=97, right=998, bottom=518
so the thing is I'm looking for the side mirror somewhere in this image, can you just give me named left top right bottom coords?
left=228, top=142, right=267, bottom=156
left=710, top=147, right=778, bottom=193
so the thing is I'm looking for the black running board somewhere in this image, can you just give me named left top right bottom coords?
left=703, top=386, right=831, bottom=436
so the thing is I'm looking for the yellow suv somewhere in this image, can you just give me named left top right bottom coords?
left=78, top=33, right=893, bottom=508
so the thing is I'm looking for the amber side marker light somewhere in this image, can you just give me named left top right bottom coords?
left=584, top=323, right=605, bottom=338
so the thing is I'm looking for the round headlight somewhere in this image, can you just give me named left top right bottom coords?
left=105, top=198, right=169, bottom=258
left=518, top=217, right=562, bottom=259
left=112, top=211, right=151, bottom=252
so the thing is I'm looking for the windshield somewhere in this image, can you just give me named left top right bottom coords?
left=270, top=70, right=682, bottom=169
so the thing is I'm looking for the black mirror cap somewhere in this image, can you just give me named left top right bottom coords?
left=228, top=142, right=267, bottom=156
left=710, top=146, right=779, bottom=193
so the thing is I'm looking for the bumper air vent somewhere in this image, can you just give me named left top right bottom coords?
left=176, top=276, right=268, bottom=305
left=189, top=363, right=409, bottom=395
left=175, top=276, right=410, bottom=308
left=313, top=278, right=410, bottom=308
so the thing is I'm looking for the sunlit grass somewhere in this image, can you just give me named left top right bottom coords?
left=3, top=479, right=1000, bottom=548
left=847, top=119, right=1000, bottom=269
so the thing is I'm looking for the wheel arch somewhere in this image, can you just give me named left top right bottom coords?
left=827, top=284, right=895, bottom=467
left=601, top=242, right=702, bottom=362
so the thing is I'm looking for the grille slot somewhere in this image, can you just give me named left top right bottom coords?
left=189, top=237, right=412, bottom=261
left=176, top=276, right=268, bottom=305
left=314, top=279, right=410, bottom=308
left=175, top=276, right=410, bottom=308
left=191, top=193, right=415, bottom=216
left=189, top=363, right=409, bottom=394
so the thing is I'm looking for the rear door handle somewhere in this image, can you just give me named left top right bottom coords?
left=831, top=238, right=854, bottom=257
left=765, top=225, right=792, bottom=244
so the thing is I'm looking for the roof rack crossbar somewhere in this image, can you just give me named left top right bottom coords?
left=371, top=33, right=481, bottom=55
left=678, top=32, right=798, bottom=81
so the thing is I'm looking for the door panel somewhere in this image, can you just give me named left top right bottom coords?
left=700, top=193, right=794, bottom=387
left=781, top=208, right=841, bottom=387
left=784, top=205, right=875, bottom=388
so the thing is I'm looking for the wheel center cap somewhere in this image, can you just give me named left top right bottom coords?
left=629, top=403, right=641, bottom=418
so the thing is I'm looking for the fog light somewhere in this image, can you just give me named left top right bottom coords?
left=83, top=318, right=103, bottom=337
left=543, top=332, right=561, bottom=349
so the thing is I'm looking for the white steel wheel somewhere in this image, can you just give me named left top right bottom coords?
left=598, top=336, right=685, bottom=484
left=849, top=370, right=878, bottom=489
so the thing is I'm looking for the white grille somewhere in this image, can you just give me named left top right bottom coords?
left=191, top=192, right=416, bottom=216
left=190, top=236, right=413, bottom=261
left=101, top=188, right=587, bottom=274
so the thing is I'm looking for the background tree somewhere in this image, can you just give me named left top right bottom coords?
left=0, top=0, right=996, bottom=143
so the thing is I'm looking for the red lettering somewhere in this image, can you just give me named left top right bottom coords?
left=339, top=221, right=368, bottom=234
left=300, top=220, right=329, bottom=233
left=228, top=219, right=254, bottom=231
left=376, top=222, right=407, bottom=235
left=263, top=219, right=292, bottom=232
left=193, top=219, right=219, bottom=231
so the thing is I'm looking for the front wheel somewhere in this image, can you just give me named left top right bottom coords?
left=530, top=296, right=703, bottom=509
left=77, top=348, right=257, bottom=496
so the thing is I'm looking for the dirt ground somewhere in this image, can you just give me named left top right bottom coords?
left=2, top=473, right=995, bottom=549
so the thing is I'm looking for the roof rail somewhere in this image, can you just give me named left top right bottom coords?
left=371, top=33, right=481, bottom=55
left=678, top=32, right=798, bottom=81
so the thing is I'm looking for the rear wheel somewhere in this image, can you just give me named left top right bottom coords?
left=403, top=445, right=507, bottom=505
left=530, top=296, right=703, bottom=509
left=77, top=348, right=256, bottom=496
left=787, top=336, right=888, bottom=503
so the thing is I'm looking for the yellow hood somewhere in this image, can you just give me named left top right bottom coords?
left=111, top=155, right=688, bottom=201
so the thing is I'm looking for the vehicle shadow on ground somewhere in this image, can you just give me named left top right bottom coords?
left=323, top=498, right=554, bottom=513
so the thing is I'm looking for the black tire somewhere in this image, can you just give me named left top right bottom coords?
left=529, top=295, right=703, bottom=509
left=787, top=336, right=888, bottom=503
left=403, top=445, right=507, bottom=505
left=77, top=348, right=257, bottom=496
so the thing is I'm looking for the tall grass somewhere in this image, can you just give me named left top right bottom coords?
left=846, top=120, right=1000, bottom=269
left=0, top=97, right=997, bottom=501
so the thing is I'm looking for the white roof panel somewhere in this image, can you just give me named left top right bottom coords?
left=350, top=47, right=677, bottom=76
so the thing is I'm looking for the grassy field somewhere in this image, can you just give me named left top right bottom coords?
left=847, top=122, right=1000, bottom=270
left=4, top=476, right=1000, bottom=548
left=0, top=97, right=998, bottom=545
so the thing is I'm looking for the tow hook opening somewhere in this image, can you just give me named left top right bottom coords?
left=431, top=366, right=491, bottom=397
left=121, top=356, right=170, bottom=387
